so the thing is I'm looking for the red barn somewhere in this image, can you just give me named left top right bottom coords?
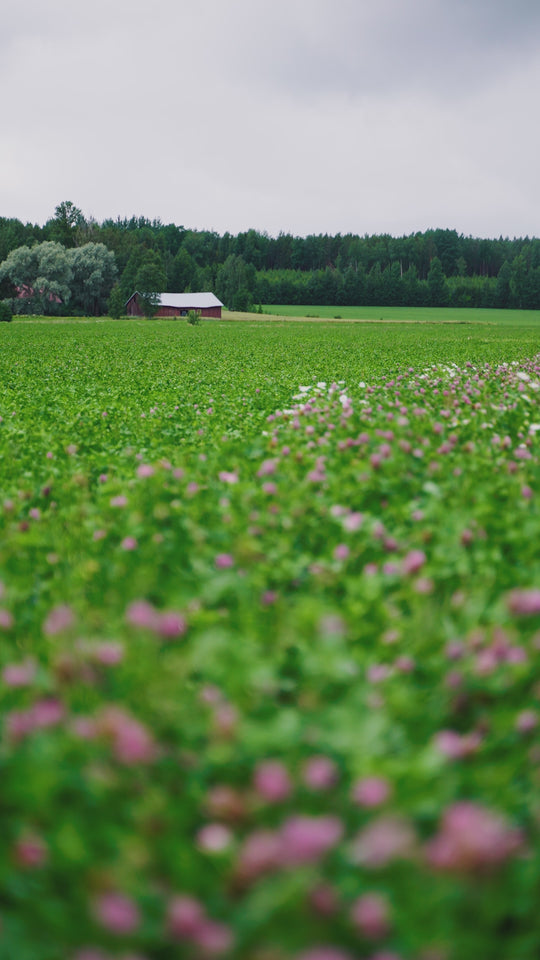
left=126, top=292, right=223, bottom=318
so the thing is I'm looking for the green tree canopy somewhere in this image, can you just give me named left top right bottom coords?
left=68, top=243, right=117, bottom=315
left=427, top=257, right=449, bottom=306
left=134, top=252, right=167, bottom=319
left=0, top=241, right=72, bottom=314
left=107, top=284, right=126, bottom=319
left=47, top=201, right=86, bottom=247
left=215, top=255, right=255, bottom=309
left=167, top=248, right=198, bottom=292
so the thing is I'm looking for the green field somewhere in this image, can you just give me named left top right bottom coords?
left=2, top=316, right=540, bottom=960
left=262, top=304, right=540, bottom=325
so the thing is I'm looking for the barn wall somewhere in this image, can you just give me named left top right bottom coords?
left=126, top=296, right=142, bottom=316
left=125, top=297, right=222, bottom=319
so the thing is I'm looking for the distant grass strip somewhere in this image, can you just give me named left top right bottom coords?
left=262, top=304, right=540, bottom=325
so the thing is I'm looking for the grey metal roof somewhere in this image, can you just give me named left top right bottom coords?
left=157, top=292, right=223, bottom=308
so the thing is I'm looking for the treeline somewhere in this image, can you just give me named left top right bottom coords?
left=1, top=202, right=540, bottom=313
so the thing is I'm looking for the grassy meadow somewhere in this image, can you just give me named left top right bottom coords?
left=1, top=315, right=540, bottom=960
left=260, top=304, right=540, bottom=325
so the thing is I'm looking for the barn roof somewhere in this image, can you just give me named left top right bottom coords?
left=157, top=292, right=223, bottom=308
left=126, top=292, right=223, bottom=309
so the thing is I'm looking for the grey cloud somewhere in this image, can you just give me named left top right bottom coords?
left=219, top=0, right=540, bottom=100
left=1, top=0, right=539, bottom=238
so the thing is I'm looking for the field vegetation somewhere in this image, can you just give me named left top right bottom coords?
left=1, top=316, right=540, bottom=959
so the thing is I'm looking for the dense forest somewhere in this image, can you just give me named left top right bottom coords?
left=1, top=202, right=540, bottom=314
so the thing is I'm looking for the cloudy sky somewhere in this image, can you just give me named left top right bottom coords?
left=2, top=0, right=539, bottom=239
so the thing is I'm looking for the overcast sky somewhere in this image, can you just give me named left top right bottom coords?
left=2, top=0, right=539, bottom=239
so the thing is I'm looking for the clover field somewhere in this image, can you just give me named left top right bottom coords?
left=1, top=316, right=540, bottom=960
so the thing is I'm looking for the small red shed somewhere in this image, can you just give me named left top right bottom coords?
left=126, top=292, right=223, bottom=318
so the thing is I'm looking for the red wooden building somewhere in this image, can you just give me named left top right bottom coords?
left=126, top=292, right=223, bottom=319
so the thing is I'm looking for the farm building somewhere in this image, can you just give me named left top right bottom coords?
left=126, top=292, right=223, bottom=319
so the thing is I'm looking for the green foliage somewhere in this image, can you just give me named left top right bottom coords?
left=0, top=300, right=12, bottom=321
left=232, top=286, right=252, bottom=312
left=1, top=319, right=540, bottom=956
left=68, top=243, right=118, bottom=315
left=187, top=308, right=201, bottom=325
left=107, top=284, right=126, bottom=319
left=133, top=252, right=167, bottom=319
left=134, top=251, right=167, bottom=295
left=1, top=318, right=540, bottom=958
left=215, top=254, right=255, bottom=309
left=168, top=247, right=198, bottom=292
left=2, top=206, right=540, bottom=318
left=0, top=241, right=118, bottom=317
left=0, top=241, right=73, bottom=314
left=427, top=256, right=449, bottom=306
left=47, top=200, right=86, bottom=247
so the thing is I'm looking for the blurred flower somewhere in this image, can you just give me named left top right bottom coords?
left=92, top=642, right=124, bottom=666
left=350, top=892, right=391, bottom=939
left=136, top=464, right=154, bottom=478
left=235, top=829, right=282, bottom=881
left=352, top=777, right=391, bottom=808
left=157, top=610, right=188, bottom=638
left=192, top=919, right=233, bottom=955
left=257, top=459, right=278, bottom=477
left=515, top=710, right=537, bottom=734
left=98, top=707, right=156, bottom=764
left=279, top=815, right=343, bottom=866
left=167, top=896, right=232, bottom=955
left=197, top=823, right=233, bottom=854
left=43, top=604, right=74, bottom=635
left=254, top=761, right=292, bottom=802
left=425, top=802, right=523, bottom=874
left=343, top=512, right=363, bottom=532
left=433, top=730, right=481, bottom=760
left=367, top=665, right=391, bottom=684
left=507, top=588, right=540, bottom=615
left=402, top=549, right=426, bottom=575
left=211, top=702, right=238, bottom=738
left=302, top=756, right=339, bottom=791
left=219, top=470, right=239, bottom=484
left=6, top=698, right=65, bottom=741
left=125, top=600, right=160, bottom=631
left=2, top=657, right=37, bottom=687
left=93, top=892, right=140, bottom=935
left=14, top=833, right=48, bottom=868
left=352, top=816, right=417, bottom=868
left=167, top=895, right=205, bottom=939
